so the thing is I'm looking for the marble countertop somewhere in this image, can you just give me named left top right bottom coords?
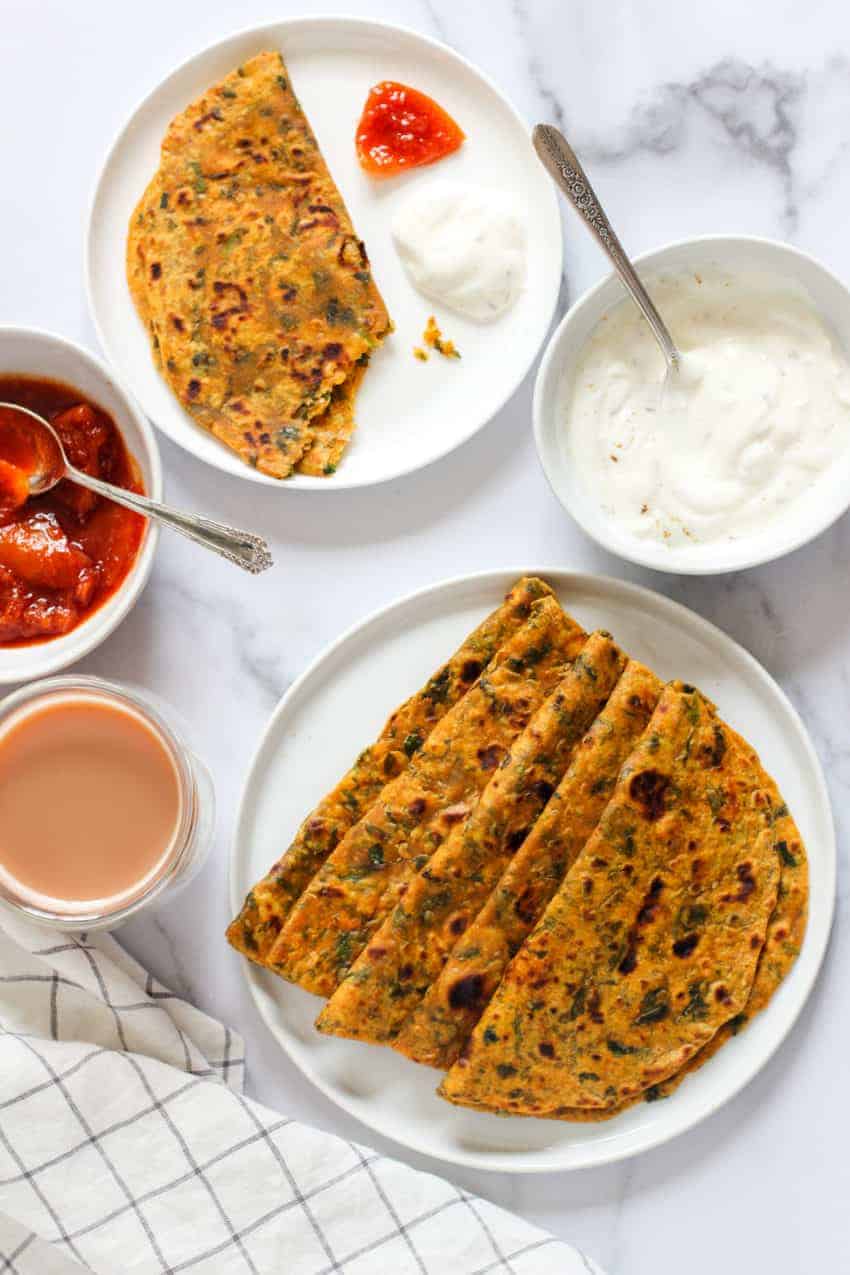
left=4, top=0, right=848, bottom=1270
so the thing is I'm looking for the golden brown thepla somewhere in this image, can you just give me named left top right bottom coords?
left=225, top=578, right=809, bottom=1121
left=315, top=632, right=626, bottom=1045
left=227, top=577, right=555, bottom=966
left=128, top=51, right=390, bottom=477
left=439, top=685, right=785, bottom=1117
left=395, top=659, right=662, bottom=1069
left=267, top=597, right=587, bottom=996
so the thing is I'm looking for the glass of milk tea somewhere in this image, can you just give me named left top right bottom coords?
left=0, top=676, right=214, bottom=930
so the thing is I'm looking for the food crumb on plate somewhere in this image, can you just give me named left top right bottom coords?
left=423, top=315, right=460, bottom=359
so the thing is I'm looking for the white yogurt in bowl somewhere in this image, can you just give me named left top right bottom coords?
left=534, top=236, right=850, bottom=574
left=568, top=264, right=850, bottom=546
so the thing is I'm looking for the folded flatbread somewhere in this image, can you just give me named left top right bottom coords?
left=316, top=632, right=626, bottom=1044
left=396, top=659, right=661, bottom=1068
left=227, top=576, right=555, bottom=967
left=534, top=766, right=810, bottom=1122
left=637, top=763, right=808, bottom=1104
left=128, top=50, right=390, bottom=478
left=268, top=596, right=587, bottom=996
left=440, top=683, right=783, bottom=1117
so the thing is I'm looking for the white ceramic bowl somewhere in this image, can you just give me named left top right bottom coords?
left=0, top=327, right=161, bottom=683
left=534, top=234, right=850, bottom=574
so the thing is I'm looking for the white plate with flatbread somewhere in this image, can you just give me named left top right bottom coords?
left=86, top=18, right=562, bottom=489
left=230, top=568, right=835, bottom=1172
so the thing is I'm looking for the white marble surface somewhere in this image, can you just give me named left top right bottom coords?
left=4, top=1, right=848, bottom=1270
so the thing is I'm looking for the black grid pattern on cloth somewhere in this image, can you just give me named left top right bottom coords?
left=0, top=928, right=595, bottom=1275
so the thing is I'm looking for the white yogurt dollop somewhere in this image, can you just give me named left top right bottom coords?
left=564, top=265, right=850, bottom=546
left=392, top=181, right=526, bottom=322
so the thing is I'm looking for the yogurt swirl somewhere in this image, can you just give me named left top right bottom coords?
left=563, top=265, right=850, bottom=546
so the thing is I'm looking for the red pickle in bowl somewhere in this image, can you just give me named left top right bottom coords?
left=0, top=376, right=145, bottom=646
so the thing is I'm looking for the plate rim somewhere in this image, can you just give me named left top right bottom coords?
left=230, top=567, right=836, bottom=1172
left=84, top=14, right=563, bottom=491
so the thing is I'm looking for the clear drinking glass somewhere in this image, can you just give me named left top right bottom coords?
left=0, top=675, right=215, bottom=932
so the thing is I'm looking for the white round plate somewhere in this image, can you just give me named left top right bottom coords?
left=231, top=569, right=834, bottom=1172
left=87, top=18, right=562, bottom=490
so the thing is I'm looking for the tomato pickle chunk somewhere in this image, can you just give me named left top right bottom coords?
left=0, top=377, right=144, bottom=646
left=356, top=81, right=465, bottom=177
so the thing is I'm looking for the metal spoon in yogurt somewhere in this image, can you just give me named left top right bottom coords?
left=532, top=124, right=685, bottom=397
left=0, top=402, right=273, bottom=574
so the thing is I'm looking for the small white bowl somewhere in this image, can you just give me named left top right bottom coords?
left=0, top=327, right=161, bottom=683
left=533, top=234, right=850, bottom=574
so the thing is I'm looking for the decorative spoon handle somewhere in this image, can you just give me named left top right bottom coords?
left=68, top=467, right=273, bottom=574
left=533, top=123, right=680, bottom=370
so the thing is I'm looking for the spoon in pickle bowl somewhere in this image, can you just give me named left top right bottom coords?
left=0, top=402, right=273, bottom=574
left=532, top=123, right=689, bottom=399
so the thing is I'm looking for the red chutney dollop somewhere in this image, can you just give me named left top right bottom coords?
left=355, top=81, right=465, bottom=177
left=0, top=378, right=145, bottom=646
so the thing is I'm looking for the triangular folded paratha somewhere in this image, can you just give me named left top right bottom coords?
left=316, top=631, right=627, bottom=1045
left=227, top=577, right=555, bottom=966
left=396, top=659, right=662, bottom=1068
left=128, top=50, right=390, bottom=478
left=268, top=596, right=587, bottom=996
left=440, top=683, right=784, bottom=1117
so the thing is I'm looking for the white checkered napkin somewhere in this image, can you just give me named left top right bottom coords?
left=0, top=913, right=603, bottom=1275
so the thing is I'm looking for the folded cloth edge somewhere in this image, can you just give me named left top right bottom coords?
left=0, top=911, right=602, bottom=1275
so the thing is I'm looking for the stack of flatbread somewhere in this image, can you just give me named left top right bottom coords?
left=227, top=578, right=808, bottom=1121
